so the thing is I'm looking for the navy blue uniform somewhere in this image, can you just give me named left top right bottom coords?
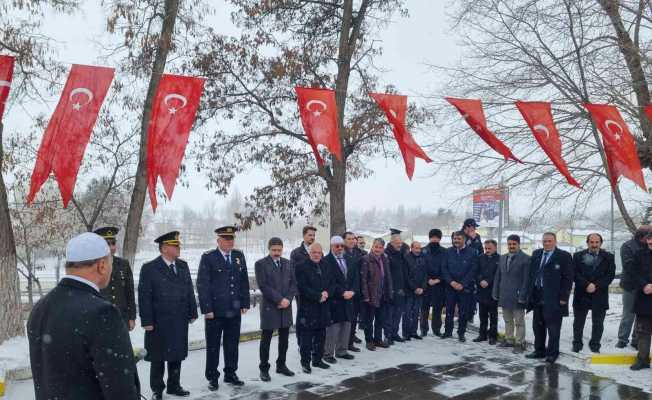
left=385, top=243, right=410, bottom=341
left=526, top=248, right=574, bottom=359
left=196, top=249, right=251, bottom=381
left=442, top=246, right=478, bottom=337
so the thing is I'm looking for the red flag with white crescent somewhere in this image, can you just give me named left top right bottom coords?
left=515, top=101, right=581, bottom=188
left=585, top=103, right=647, bottom=191
left=445, top=97, right=521, bottom=163
left=0, top=55, right=15, bottom=121
left=27, top=64, right=115, bottom=207
left=370, top=93, right=432, bottom=179
left=295, top=86, right=342, bottom=167
left=147, top=74, right=204, bottom=211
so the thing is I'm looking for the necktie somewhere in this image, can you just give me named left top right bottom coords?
left=225, top=254, right=231, bottom=266
left=537, top=252, right=549, bottom=288
left=274, top=260, right=281, bottom=269
left=506, top=255, right=512, bottom=270
left=337, top=257, right=346, bottom=275
left=170, top=263, right=177, bottom=275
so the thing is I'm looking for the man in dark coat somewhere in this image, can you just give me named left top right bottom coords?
left=572, top=233, right=616, bottom=353
left=630, top=233, right=652, bottom=370
left=290, top=225, right=317, bottom=267
left=95, top=226, right=136, bottom=330
left=442, top=231, right=478, bottom=342
left=474, top=239, right=500, bottom=345
left=322, top=235, right=360, bottom=363
left=139, top=231, right=198, bottom=399
left=196, top=226, right=251, bottom=391
left=457, top=218, right=483, bottom=255
left=360, top=238, right=393, bottom=350
left=525, top=232, right=574, bottom=364
left=28, top=232, right=139, bottom=400
left=295, top=243, right=333, bottom=373
left=404, top=241, right=427, bottom=340
left=254, top=237, right=297, bottom=382
left=344, top=231, right=364, bottom=351
left=617, top=226, right=651, bottom=348
left=421, top=229, right=446, bottom=337
left=384, top=228, right=410, bottom=344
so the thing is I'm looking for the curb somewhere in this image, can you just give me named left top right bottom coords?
left=590, top=353, right=648, bottom=365
left=0, top=369, right=5, bottom=397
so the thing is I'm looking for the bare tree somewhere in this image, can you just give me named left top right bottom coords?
left=190, top=0, right=433, bottom=236
left=431, top=0, right=651, bottom=233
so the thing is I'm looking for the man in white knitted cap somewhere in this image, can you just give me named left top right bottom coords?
left=322, top=235, right=359, bottom=363
left=27, top=232, right=139, bottom=400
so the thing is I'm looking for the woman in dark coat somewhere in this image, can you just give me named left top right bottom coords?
left=360, top=238, right=393, bottom=350
left=631, top=234, right=652, bottom=370
left=295, top=243, right=332, bottom=373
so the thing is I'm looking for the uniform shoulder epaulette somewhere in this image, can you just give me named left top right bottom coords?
left=203, top=249, right=214, bottom=255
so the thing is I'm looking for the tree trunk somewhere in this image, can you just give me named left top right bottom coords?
left=0, top=121, right=23, bottom=342
left=122, top=0, right=180, bottom=265
left=598, top=0, right=652, bottom=167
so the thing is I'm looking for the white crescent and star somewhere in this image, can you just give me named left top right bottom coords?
left=533, top=124, right=551, bottom=140
left=306, top=99, right=328, bottom=117
left=604, top=119, right=623, bottom=141
left=0, top=80, right=10, bottom=89
left=164, top=93, right=188, bottom=115
left=69, top=87, right=94, bottom=111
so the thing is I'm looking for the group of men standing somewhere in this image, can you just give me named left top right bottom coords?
left=26, top=219, right=652, bottom=400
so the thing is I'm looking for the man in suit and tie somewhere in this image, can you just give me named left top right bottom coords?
left=571, top=233, right=615, bottom=353
left=254, top=237, right=298, bottom=382
left=28, top=232, right=139, bottom=400
left=525, top=232, right=574, bottom=363
left=322, top=236, right=360, bottom=363
left=139, top=231, right=198, bottom=399
left=291, top=226, right=317, bottom=267
left=196, top=226, right=251, bottom=391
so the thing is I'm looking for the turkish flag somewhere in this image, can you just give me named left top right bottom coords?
left=27, top=64, right=114, bottom=207
left=515, top=101, right=581, bottom=188
left=445, top=97, right=521, bottom=163
left=370, top=93, right=432, bottom=179
left=295, top=86, right=342, bottom=166
left=0, top=55, right=15, bottom=121
left=585, top=103, right=647, bottom=191
left=147, top=74, right=204, bottom=211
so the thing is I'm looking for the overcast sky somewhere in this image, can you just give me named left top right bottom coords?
left=7, top=0, right=646, bottom=222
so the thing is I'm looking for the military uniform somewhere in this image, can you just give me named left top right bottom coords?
left=196, top=226, right=251, bottom=389
left=94, top=227, right=137, bottom=325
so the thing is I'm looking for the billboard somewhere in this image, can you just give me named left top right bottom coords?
left=473, top=187, right=508, bottom=228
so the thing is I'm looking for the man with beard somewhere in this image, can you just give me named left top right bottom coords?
left=571, top=233, right=615, bottom=353
left=421, top=229, right=446, bottom=337
left=404, top=241, right=427, bottom=340
left=630, top=233, right=652, bottom=370
left=291, top=226, right=317, bottom=267
left=473, top=240, right=500, bottom=345
left=384, top=228, right=410, bottom=345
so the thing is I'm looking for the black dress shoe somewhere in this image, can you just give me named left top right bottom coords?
left=458, top=335, right=466, bottom=343
left=167, top=387, right=190, bottom=397
left=323, top=356, right=337, bottom=364
left=301, top=362, right=312, bottom=373
left=151, top=393, right=163, bottom=400
left=441, top=333, right=452, bottom=339
left=208, top=379, right=219, bottom=391
left=394, top=336, right=405, bottom=343
left=276, top=365, right=295, bottom=377
left=472, top=336, right=487, bottom=343
left=525, top=352, right=546, bottom=359
left=375, top=340, right=389, bottom=348
left=224, top=374, right=245, bottom=386
left=615, top=341, right=627, bottom=349
left=312, top=360, right=330, bottom=369
left=412, top=335, right=423, bottom=340
left=260, top=370, right=271, bottom=382
left=630, top=360, right=650, bottom=371
left=366, top=342, right=376, bottom=351
left=336, top=353, right=355, bottom=360
left=348, top=344, right=361, bottom=352
left=352, top=335, right=362, bottom=344
left=545, top=356, right=558, bottom=364
left=589, top=346, right=600, bottom=354
left=572, top=344, right=582, bottom=353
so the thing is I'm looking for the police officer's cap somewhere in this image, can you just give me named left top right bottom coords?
left=155, top=231, right=181, bottom=246
left=390, top=228, right=402, bottom=236
left=215, top=225, right=237, bottom=239
left=93, top=226, right=119, bottom=240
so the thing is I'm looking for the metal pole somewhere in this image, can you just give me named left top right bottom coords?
left=611, top=191, right=615, bottom=252
left=498, top=179, right=504, bottom=254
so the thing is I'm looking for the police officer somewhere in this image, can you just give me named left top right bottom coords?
left=94, top=226, right=136, bottom=330
left=28, top=233, right=139, bottom=400
left=139, top=231, right=198, bottom=400
left=196, top=226, right=251, bottom=391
